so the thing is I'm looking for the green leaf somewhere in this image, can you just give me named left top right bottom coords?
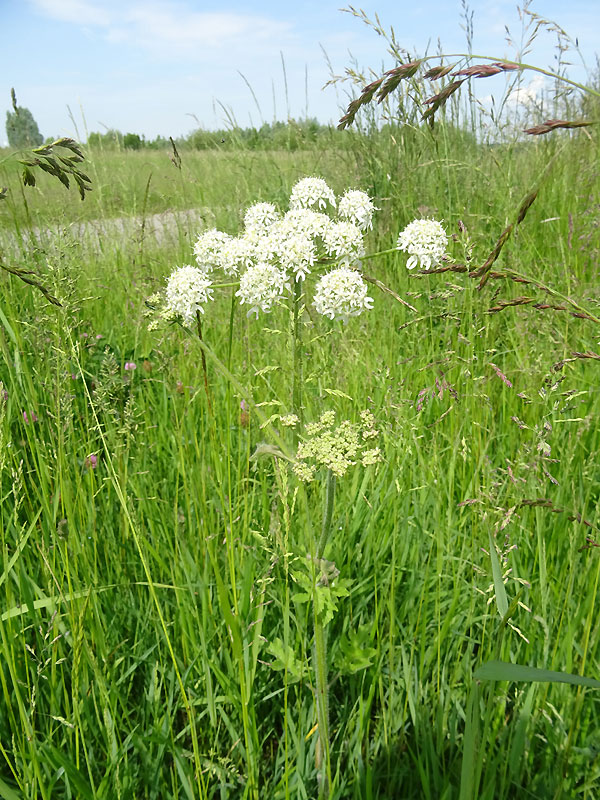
left=0, top=305, right=17, bottom=344
left=488, top=530, right=508, bottom=618
left=250, top=442, right=293, bottom=462
left=0, top=509, right=42, bottom=591
left=475, top=660, right=600, bottom=688
left=335, top=625, right=377, bottom=674
left=209, top=552, right=242, bottom=661
left=459, top=681, right=480, bottom=800
left=40, top=744, right=94, bottom=798
left=1, top=585, right=113, bottom=622
left=0, top=775, right=21, bottom=800
left=267, top=637, right=304, bottom=682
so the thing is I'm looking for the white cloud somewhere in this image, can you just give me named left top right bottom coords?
left=31, top=0, right=110, bottom=26
left=505, top=73, right=546, bottom=108
left=30, top=0, right=294, bottom=56
left=125, top=4, right=292, bottom=50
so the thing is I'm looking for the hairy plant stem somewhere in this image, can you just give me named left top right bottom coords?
left=186, top=330, right=325, bottom=796
left=317, top=469, right=336, bottom=560
left=292, top=278, right=304, bottom=442
left=313, top=468, right=336, bottom=797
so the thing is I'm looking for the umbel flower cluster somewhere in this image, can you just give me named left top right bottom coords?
left=152, top=177, right=377, bottom=324
left=293, top=409, right=382, bottom=482
left=397, top=218, right=448, bottom=270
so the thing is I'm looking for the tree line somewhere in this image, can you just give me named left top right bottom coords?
left=86, top=118, right=349, bottom=151
left=4, top=99, right=349, bottom=152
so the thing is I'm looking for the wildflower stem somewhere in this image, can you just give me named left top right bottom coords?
left=317, top=469, right=336, bottom=560
left=313, top=468, right=336, bottom=796
left=292, top=278, right=304, bottom=435
left=313, top=610, right=331, bottom=798
left=361, top=246, right=400, bottom=261
left=195, top=311, right=213, bottom=414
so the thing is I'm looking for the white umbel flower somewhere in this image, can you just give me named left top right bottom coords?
left=252, top=232, right=280, bottom=264
left=282, top=209, right=331, bottom=239
left=165, top=265, right=213, bottom=324
left=244, top=202, right=280, bottom=236
left=313, top=267, right=373, bottom=322
left=193, top=228, right=233, bottom=272
left=219, top=236, right=256, bottom=276
left=322, top=221, right=365, bottom=265
left=338, top=189, right=376, bottom=231
left=276, top=232, right=316, bottom=280
left=236, top=262, right=290, bottom=317
left=289, top=177, right=336, bottom=211
left=397, top=218, right=448, bottom=269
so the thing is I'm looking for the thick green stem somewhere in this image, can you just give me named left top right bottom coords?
left=317, top=470, right=336, bottom=560
left=313, top=609, right=331, bottom=798
left=292, top=278, right=304, bottom=437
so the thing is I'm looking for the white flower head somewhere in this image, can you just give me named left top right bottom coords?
left=165, top=265, right=213, bottom=324
left=219, top=236, right=256, bottom=276
left=193, top=228, right=233, bottom=272
left=397, top=218, right=448, bottom=270
left=282, top=209, right=331, bottom=240
left=236, top=262, right=291, bottom=317
left=289, top=177, right=336, bottom=211
left=276, top=232, right=316, bottom=281
left=338, top=189, right=376, bottom=231
left=313, top=267, right=373, bottom=322
left=322, top=220, right=365, bottom=265
left=244, top=202, right=280, bottom=236
left=253, top=232, right=280, bottom=264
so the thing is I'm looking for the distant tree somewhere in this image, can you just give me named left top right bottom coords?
left=144, top=135, right=168, bottom=149
left=104, top=129, right=123, bottom=148
left=87, top=131, right=103, bottom=147
left=5, top=105, right=43, bottom=149
left=123, top=132, right=143, bottom=150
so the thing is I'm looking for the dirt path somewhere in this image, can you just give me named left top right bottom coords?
left=0, top=207, right=214, bottom=256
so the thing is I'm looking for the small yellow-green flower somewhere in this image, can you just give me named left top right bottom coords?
left=293, top=410, right=382, bottom=481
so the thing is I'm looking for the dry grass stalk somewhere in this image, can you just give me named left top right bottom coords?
left=524, top=119, right=595, bottom=135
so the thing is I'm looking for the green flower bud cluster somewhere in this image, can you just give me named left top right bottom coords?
left=293, top=410, right=382, bottom=481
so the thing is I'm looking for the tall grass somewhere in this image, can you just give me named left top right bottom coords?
left=1, top=64, right=600, bottom=800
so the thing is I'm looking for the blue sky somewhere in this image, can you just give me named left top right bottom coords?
left=2, top=0, right=598, bottom=143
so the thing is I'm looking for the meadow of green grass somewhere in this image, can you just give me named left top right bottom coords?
left=1, top=97, right=600, bottom=800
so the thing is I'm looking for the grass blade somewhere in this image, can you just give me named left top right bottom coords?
left=475, top=660, right=600, bottom=688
